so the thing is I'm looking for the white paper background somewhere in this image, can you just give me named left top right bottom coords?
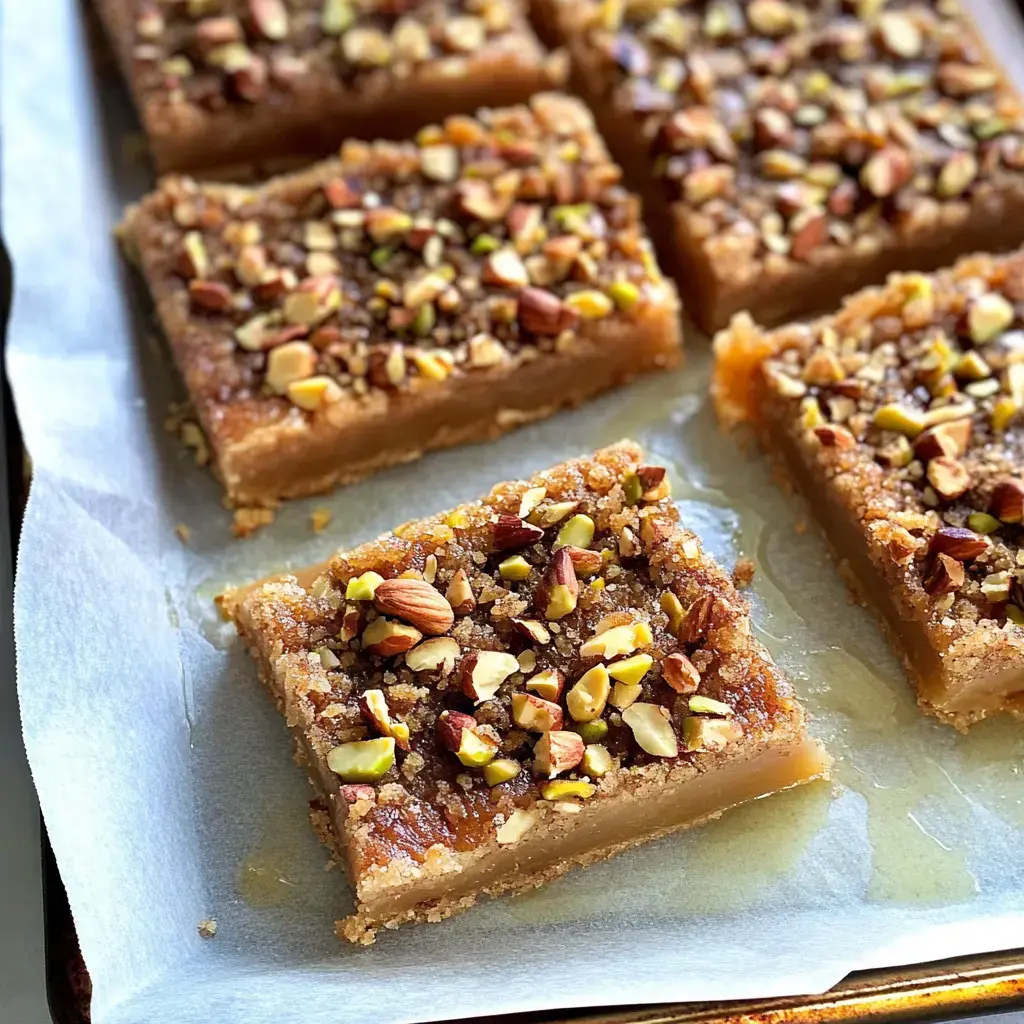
left=4, top=2, right=1024, bottom=1022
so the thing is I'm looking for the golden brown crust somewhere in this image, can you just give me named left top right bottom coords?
left=93, top=0, right=556, bottom=172
left=120, top=94, right=682, bottom=505
left=533, top=0, right=1024, bottom=331
left=231, top=442, right=827, bottom=941
left=712, top=251, right=1024, bottom=727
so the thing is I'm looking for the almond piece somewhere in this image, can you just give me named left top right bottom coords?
left=460, top=650, right=520, bottom=702
left=361, top=618, right=422, bottom=656
left=566, top=664, right=611, bottom=722
left=928, top=526, right=990, bottom=562
left=495, top=807, right=538, bottom=844
left=359, top=688, right=410, bottom=750
left=990, top=479, right=1024, bottom=523
left=405, top=636, right=460, bottom=673
left=517, top=287, right=579, bottom=336
left=679, top=595, right=714, bottom=644
left=445, top=569, right=476, bottom=615
left=493, top=514, right=544, bottom=550
left=512, top=618, right=551, bottom=645
left=564, top=546, right=603, bottom=577
left=913, top=419, right=972, bottom=461
left=636, top=465, right=671, bottom=501
left=266, top=341, right=317, bottom=394
left=662, top=652, right=701, bottom=693
left=926, top=457, right=970, bottom=501
left=512, top=692, right=564, bottom=732
left=814, top=424, right=857, bottom=449
left=923, top=553, right=965, bottom=596
left=373, top=578, right=454, bottom=635
left=532, top=730, right=585, bottom=777
left=621, top=703, right=678, bottom=757
left=524, top=667, right=564, bottom=701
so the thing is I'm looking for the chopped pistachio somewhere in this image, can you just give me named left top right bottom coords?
left=968, top=512, right=1002, bottom=535
left=572, top=719, right=608, bottom=743
left=498, top=555, right=532, bottom=581
left=688, top=695, right=734, bottom=716
left=554, top=514, right=595, bottom=550
left=346, top=571, right=385, bottom=601
left=482, top=758, right=520, bottom=786
left=872, top=403, right=926, bottom=437
left=326, top=737, right=395, bottom=782
left=540, top=780, right=596, bottom=801
left=607, top=653, right=653, bottom=686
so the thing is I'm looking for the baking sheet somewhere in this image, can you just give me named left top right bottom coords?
left=4, top=2, right=1024, bottom=1023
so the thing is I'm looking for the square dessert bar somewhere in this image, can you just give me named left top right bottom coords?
left=229, top=441, right=829, bottom=943
left=94, top=0, right=558, bottom=172
left=713, top=251, right=1024, bottom=728
left=533, top=0, right=1024, bottom=331
left=120, top=94, right=682, bottom=506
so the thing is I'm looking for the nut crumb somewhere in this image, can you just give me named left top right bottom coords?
left=794, top=519, right=807, bottom=536
left=174, top=523, right=191, bottom=544
left=232, top=506, right=275, bottom=538
left=732, top=557, right=755, bottom=589
left=310, top=507, right=333, bottom=533
left=197, top=918, right=217, bottom=939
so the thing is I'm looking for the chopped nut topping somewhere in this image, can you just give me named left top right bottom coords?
left=739, top=252, right=1024, bottom=628
left=565, top=0, right=1024, bottom=289
left=233, top=444, right=788, bottom=867
left=134, top=94, right=669, bottom=414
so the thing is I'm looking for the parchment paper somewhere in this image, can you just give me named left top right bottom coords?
left=4, top=2, right=1024, bottom=1023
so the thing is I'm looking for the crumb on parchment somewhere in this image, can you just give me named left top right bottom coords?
left=732, top=557, right=756, bottom=589
left=311, top=507, right=333, bottom=533
left=197, top=919, right=217, bottom=939
left=174, top=523, right=191, bottom=544
left=232, top=506, right=275, bottom=539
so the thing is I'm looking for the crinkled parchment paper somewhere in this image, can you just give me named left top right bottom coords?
left=4, top=2, right=1023, bottom=1023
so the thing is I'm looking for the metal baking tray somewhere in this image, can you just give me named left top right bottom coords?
left=3, top=5, right=1024, bottom=1024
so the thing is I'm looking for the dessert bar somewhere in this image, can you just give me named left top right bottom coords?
left=94, top=0, right=557, bottom=172
left=120, top=94, right=682, bottom=506
left=532, top=0, right=1024, bottom=331
left=714, top=251, right=1024, bottom=727
left=229, top=441, right=830, bottom=943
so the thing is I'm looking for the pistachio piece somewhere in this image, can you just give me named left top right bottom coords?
left=287, top=375, right=342, bottom=410
left=621, top=702, right=678, bottom=757
left=436, top=710, right=500, bottom=767
left=688, top=695, right=734, bottom=716
left=582, top=743, right=613, bottom=777
left=498, top=555, right=532, bottom=581
left=607, top=653, right=653, bottom=687
left=967, top=512, right=1001, bottom=535
left=572, top=719, right=608, bottom=743
left=872, top=403, right=925, bottom=437
left=540, top=780, right=596, bottom=801
left=346, top=571, right=385, bottom=601
left=483, top=758, right=521, bottom=787
left=554, top=514, right=595, bottom=550
left=566, top=665, right=611, bottom=722
left=660, top=592, right=685, bottom=632
left=326, top=737, right=395, bottom=782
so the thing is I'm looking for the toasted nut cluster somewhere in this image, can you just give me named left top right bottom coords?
left=578, top=0, right=1024, bottom=273
left=263, top=444, right=765, bottom=859
left=141, top=94, right=668, bottom=413
left=754, top=252, right=1024, bottom=626
left=131, top=0, right=530, bottom=112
